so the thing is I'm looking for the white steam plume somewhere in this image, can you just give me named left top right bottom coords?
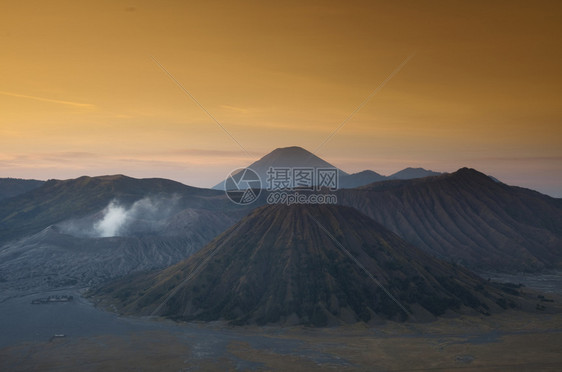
left=93, top=201, right=129, bottom=237
left=58, top=195, right=181, bottom=238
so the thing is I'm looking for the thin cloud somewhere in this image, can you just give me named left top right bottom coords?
left=220, top=105, right=251, bottom=114
left=219, top=105, right=266, bottom=115
left=163, top=148, right=261, bottom=158
left=0, top=152, right=102, bottom=169
left=469, top=156, right=562, bottom=162
left=0, top=91, right=95, bottom=108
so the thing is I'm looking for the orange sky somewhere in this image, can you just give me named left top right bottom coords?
left=1, top=0, right=561, bottom=196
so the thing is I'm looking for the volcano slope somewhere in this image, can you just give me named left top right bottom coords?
left=337, top=168, right=562, bottom=272
left=0, top=174, right=245, bottom=245
left=93, top=204, right=533, bottom=326
left=0, top=175, right=251, bottom=293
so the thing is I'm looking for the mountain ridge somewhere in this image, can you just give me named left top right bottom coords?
left=388, top=167, right=442, bottom=180
left=0, top=174, right=242, bottom=245
left=337, top=167, right=562, bottom=272
left=0, top=178, right=44, bottom=201
left=213, top=146, right=442, bottom=190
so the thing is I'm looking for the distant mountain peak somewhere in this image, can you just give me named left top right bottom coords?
left=213, top=146, right=348, bottom=190
left=455, top=167, right=479, bottom=175
left=450, top=168, right=500, bottom=184
left=257, top=146, right=333, bottom=164
left=213, top=147, right=453, bottom=190
left=270, top=145, right=309, bottom=153
left=388, top=167, right=441, bottom=180
left=339, top=170, right=386, bottom=189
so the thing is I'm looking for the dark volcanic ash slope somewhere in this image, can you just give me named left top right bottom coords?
left=0, top=208, right=238, bottom=292
left=0, top=175, right=251, bottom=293
left=0, top=175, right=242, bottom=244
left=337, top=168, right=562, bottom=272
left=95, top=204, right=524, bottom=326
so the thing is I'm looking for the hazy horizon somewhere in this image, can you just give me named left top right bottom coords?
left=1, top=1, right=561, bottom=197
left=2, top=145, right=561, bottom=198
